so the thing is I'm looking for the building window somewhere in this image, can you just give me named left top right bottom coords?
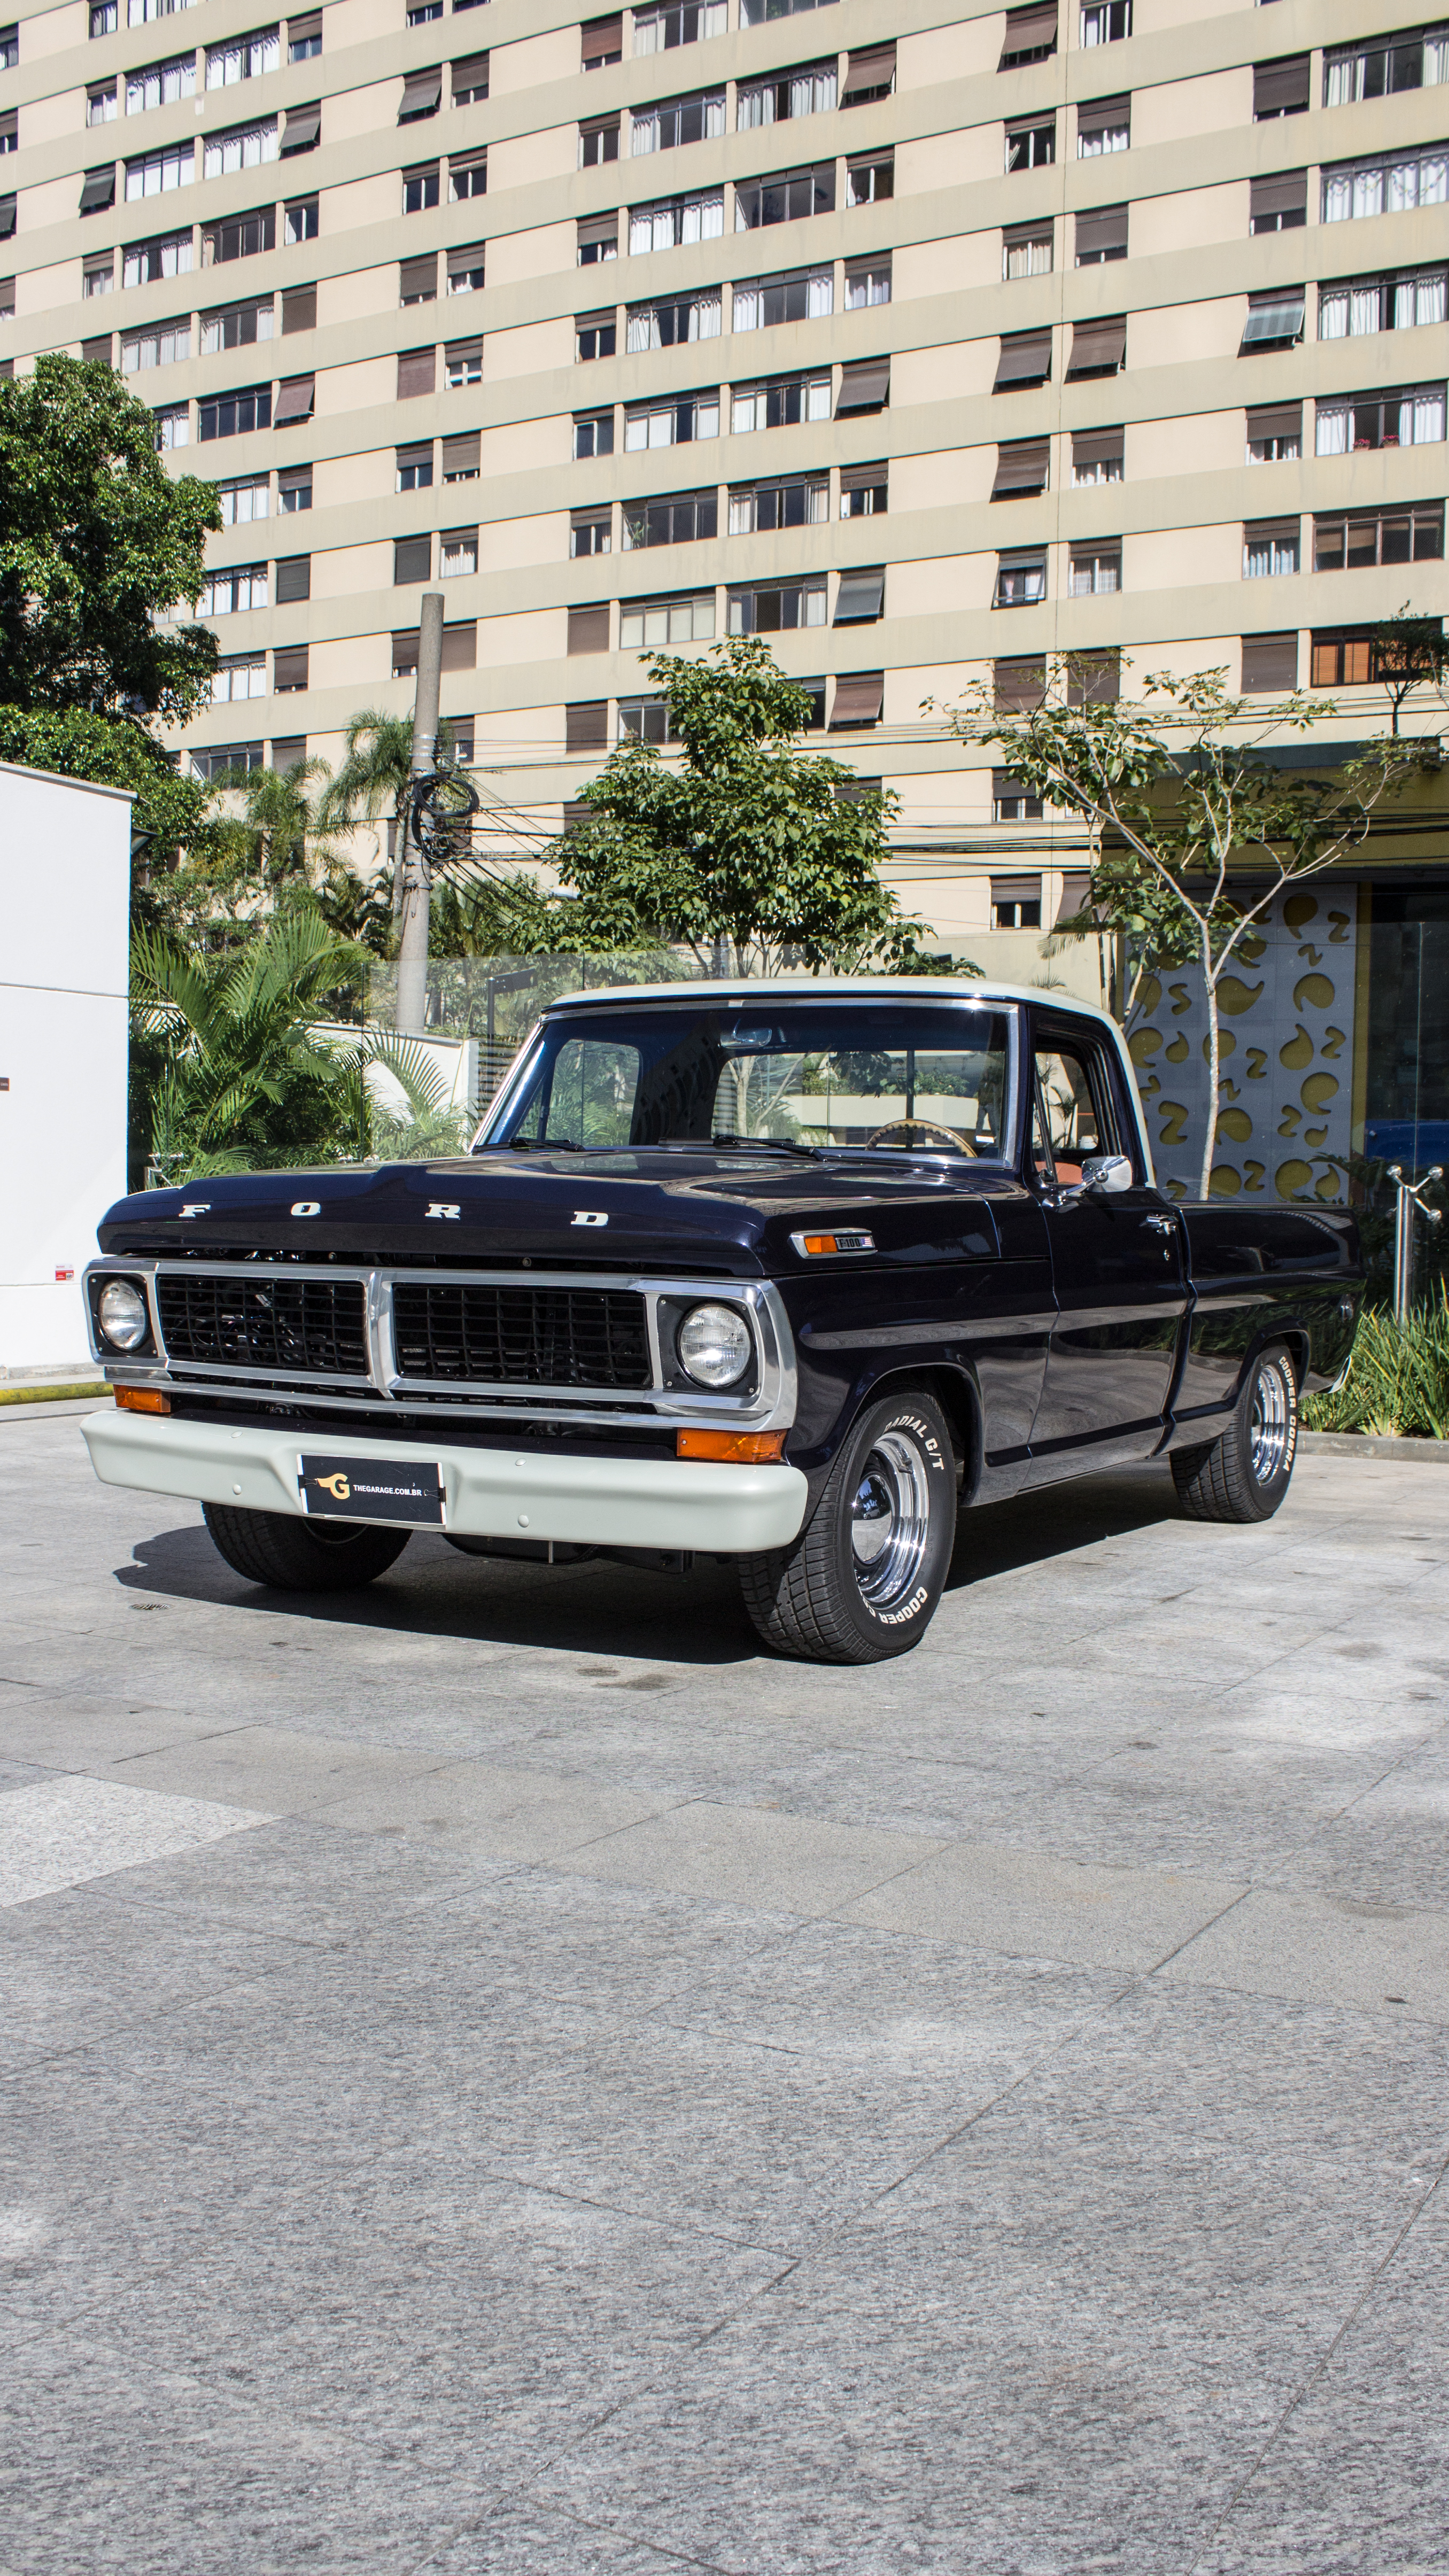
left=733, top=266, right=833, bottom=328
left=1253, top=53, right=1309, bottom=118
left=579, top=113, right=620, bottom=166
left=396, top=440, right=433, bottom=490
left=729, top=476, right=827, bottom=532
left=90, top=2, right=118, bottom=32
left=1073, top=425, right=1123, bottom=482
left=1322, top=147, right=1448, bottom=220
left=83, top=257, right=115, bottom=296
left=200, top=297, right=273, bottom=353
left=624, top=386, right=719, bottom=445
left=565, top=701, right=608, bottom=752
left=205, top=27, right=278, bottom=88
left=203, top=208, right=274, bottom=265
left=623, top=486, right=718, bottom=547
left=737, top=61, right=836, bottom=127
left=1068, top=648, right=1120, bottom=706
left=1239, top=287, right=1304, bottom=351
left=1250, top=169, right=1306, bottom=232
left=1324, top=26, right=1448, bottom=105
left=835, top=566, right=885, bottom=623
left=88, top=82, right=118, bottom=123
left=735, top=162, right=834, bottom=228
left=1242, top=632, right=1298, bottom=692
left=397, top=344, right=437, bottom=398
left=840, top=461, right=887, bottom=517
left=580, top=10, right=623, bottom=67
left=275, top=553, right=310, bottom=601
left=124, top=143, right=192, bottom=198
left=618, top=695, right=674, bottom=743
left=571, top=508, right=611, bottom=557
left=999, top=3, right=1057, bottom=67
left=1315, top=384, right=1446, bottom=452
left=574, top=410, right=614, bottom=458
left=995, top=328, right=1052, bottom=390
left=202, top=121, right=277, bottom=179
left=630, top=187, right=723, bottom=250
left=152, top=403, right=189, bottom=448
left=121, top=316, right=190, bottom=369
left=842, top=42, right=895, bottom=103
left=577, top=309, right=617, bottom=360
left=578, top=212, right=617, bottom=266
left=274, top=371, right=313, bottom=425
left=199, top=562, right=268, bottom=614
left=130, top=230, right=195, bottom=286
left=633, top=1, right=725, bottom=52
left=450, top=150, right=486, bottom=199
left=408, top=3, right=442, bottom=21
left=739, top=0, right=836, bottom=18
left=198, top=384, right=271, bottom=439
left=1313, top=502, right=1444, bottom=570
left=288, top=11, right=321, bottom=60
left=635, top=88, right=727, bottom=150
left=835, top=356, right=889, bottom=415
left=403, top=161, right=440, bottom=212
left=1004, top=221, right=1053, bottom=278
left=1067, top=319, right=1123, bottom=378
left=278, top=464, right=311, bottom=511
left=1076, top=201, right=1127, bottom=263
left=993, top=773, right=1044, bottom=823
left=1, top=20, right=18, bottom=63
left=1081, top=0, right=1129, bottom=41
left=218, top=474, right=269, bottom=523
left=995, top=656, right=1046, bottom=710
left=398, top=66, right=443, bottom=122
left=444, top=335, right=482, bottom=385
left=620, top=592, right=715, bottom=646
left=625, top=289, right=721, bottom=349
left=81, top=332, right=114, bottom=366
left=566, top=606, right=609, bottom=659
left=1243, top=517, right=1299, bottom=577
left=80, top=166, right=116, bottom=215
left=731, top=371, right=831, bottom=431
left=452, top=48, right=488, bottom=100
left=448, top=243, right=486, bottom=296
left=845, top=257, right=891, bottom=309
left=273, top=646, right=308, bottom=691
left=1246, top=400, right=1300, bottom=462
left=284, top=195, right=318, bottom=243
left=992, top=872, right=1042, bottom=926
left=128, top=52, right=197, bottom=111
left=1006, top=115, right=1055, bottom=172
left=828, top=672, right=883, bottom=728
left=1078, top=93, right=1129, bottom=154
left=996, top=549, right=1047, bottom=607
left=848, top=153, right=893, bottom=205
left=1320, top=268, right=1447, bottom=335
left=1309, top=628, right=1385, bottom=686
left=1069, top=542, right=1120, bottom=594
left=394, top=534, right=432, bottom=584
left=212, top=653, right=267, bottom=702
left=728, top=579, right=826, bottom=632
left=443, top=431, right=480, bottom=481
left=400, top=253, right=438, bottom=306
left=281, top=99, right=320, bottom=154
left=191, top=742, right=264, bottom=779
left=993, top=436, right=1049, bottom=498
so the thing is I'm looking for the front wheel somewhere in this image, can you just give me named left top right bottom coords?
left=739, top=1391, right=957, bottom=1663
left=1172, top=1344, right=1299, bottom=1525
left=202, top=1502, right=413, bottom=1592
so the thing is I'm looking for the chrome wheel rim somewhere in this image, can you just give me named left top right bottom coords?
left=849, top=1430, right=932, bottom=1610
left=1250, top=1363, right=1291, bottom=1483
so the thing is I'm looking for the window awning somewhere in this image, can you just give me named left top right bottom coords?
left=834, top=568, right=885, bottom=623
left=79, top=166, right=115, bottom=213
left=1251, top=169, right=1307, bottom=216
left=840, top=460, right=886, bottom=492
left=836, top=356, right=889, bottom=414
left=1067, top=648, right=1121, bottom=708
left=452, top=50, right=489, bottom=94
left=441, top=620, right=476, bottom=670
left=829, top=671, right=884, bottom=726
left=1072, top=424, right=1123, bottom=464
left=282, top=100, right=320, bottom=153
left=841, top=42, right=895, bottom=103
left=1000, top=1, right=1056, bottom=61
left=400, top=253, right=437, bottom=297
left=443, top=430, right=481, bottom=473
left=580, top=13, right=622, bottom=62
left=577, top=210, right=618, bottom=245
left=993, top=438, right=1049, bottom=495
left=1065, top=314, right=1125, bottom=377
left=1246, top=400, right=1301, bottom=437
left=994, top=655, right=1047, bottom=710
left=1240, top=291, right=1305, bottom=347
left=995, top=329, right=1051, bottom=387
left=1253, top=55, right=1309, bottom=114
left=399, top=67, right=441, bottom=122
left=275, top=554, right=311, bottom=602
left=1075, top=201, right=1127, bottom=257
left=274, top=372, right=314, bottom=423
left=397, top=345, right=436, bottom=397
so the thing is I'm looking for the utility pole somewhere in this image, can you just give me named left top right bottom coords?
left=396, top=591, right=444, bottom=1034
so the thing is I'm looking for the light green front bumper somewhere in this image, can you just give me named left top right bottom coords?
left=80, top=1409, right=810, bottom=1555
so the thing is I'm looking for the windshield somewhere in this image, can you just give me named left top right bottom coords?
left=480, top=1000, right=1017, bottom=1158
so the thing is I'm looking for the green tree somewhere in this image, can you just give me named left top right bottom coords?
left=216, top=754, right=333, bottom=889
left=129, top=902, right=370, bottom=1183
left=0, top=354, right=220, bottom=721
left=559, top=637, right=931, bottom=974
left=0, top=702, right=222, bottom=872
left=1365, top=604, right=1449, bottom=735
left=320, top=709, right=458, bottom=921
left=945, top=660, right=1423, bottom=1198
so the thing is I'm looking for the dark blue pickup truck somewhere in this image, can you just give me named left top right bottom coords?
left=82, top=980, right=1361, bottom=1663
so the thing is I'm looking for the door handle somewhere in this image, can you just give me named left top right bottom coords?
left=1141, top=1214, right=1177, bottom=1236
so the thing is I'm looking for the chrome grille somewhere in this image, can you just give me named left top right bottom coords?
left=391, top=1281, right=650, bottom=1390
left=157, top=1274, right=369, bottom=1377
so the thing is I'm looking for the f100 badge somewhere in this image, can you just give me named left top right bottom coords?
left=297, top=1454, right=445, bottom=1525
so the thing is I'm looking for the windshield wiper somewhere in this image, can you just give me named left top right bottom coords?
left=708, top=1132, right=828, bottom=1160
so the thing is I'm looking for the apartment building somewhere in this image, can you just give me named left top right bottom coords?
left=3, top=0, right=1448, bottom=1159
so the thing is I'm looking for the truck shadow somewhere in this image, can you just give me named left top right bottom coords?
left=114, top=1465, right=1183, bottom=1657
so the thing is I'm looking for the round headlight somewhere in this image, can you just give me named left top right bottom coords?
left=98, top=1279, right=149, bottom=1353
left=677, top=1302, right=751, bottom=1390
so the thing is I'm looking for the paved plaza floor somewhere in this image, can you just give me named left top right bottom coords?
left=2, top=1404, right=1448, bottom=2573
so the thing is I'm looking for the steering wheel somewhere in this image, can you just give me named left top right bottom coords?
left=865, top=1119, right=978, bottom=1155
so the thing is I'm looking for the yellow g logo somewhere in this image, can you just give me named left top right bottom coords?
left=316, top=1472, right=351, bottom=1501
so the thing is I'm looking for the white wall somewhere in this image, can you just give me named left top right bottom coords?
left=0, top=764, right=133, bottom=1373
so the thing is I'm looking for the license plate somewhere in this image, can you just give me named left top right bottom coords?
left=297, top=1454, right=445, bottom=1525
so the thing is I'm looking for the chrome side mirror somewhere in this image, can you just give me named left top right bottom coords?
left=1081, top=1154, right=1134, bottom=1194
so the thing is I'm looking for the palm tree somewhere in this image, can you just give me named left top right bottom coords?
left=319, top=711, right=457, bottom=920
left=219, top=754, right=333, bottom=889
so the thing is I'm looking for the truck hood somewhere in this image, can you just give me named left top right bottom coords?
left=97, top=1150, right=1008, bottom=1275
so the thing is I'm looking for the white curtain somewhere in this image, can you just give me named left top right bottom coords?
left=1319, top=286, right=1348, bottom=338
left=737, top=83, right=772, bottom=127
left=1324, top=55, right=1364, bottom=106
left=631, top=110, right=658, bottom=154
left=1414, top=271, right=1446, bottom=324
left=807, top=270, right=832, bottom=316
left=204, top=123, right=277, bottom=176
left=1406, top=386, right=1445, bottom=444
left=681, top=191, right=722, bottom=242
left=733, top=282, right=761, bottom=330
left=1316, top=403, right=1349, bottom=455
left=1353, top=165, right=1385, bottom=216
left=1425, top=30, right=1449, bottom=81
left=1351, top=281, right=1382, bottom=333
left=1420, top=152, right=1449, bottom=203
left=729, top=495, right=753, bottom=534
left=693, top=291, right=720, bottom=335
left=791, top=65, right=834, bottom=113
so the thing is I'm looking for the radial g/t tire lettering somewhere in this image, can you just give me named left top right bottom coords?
left=739, top=1390, right=957, bottom=1663
left=1172, top=1343, right=1299, bottom=1525
left=203, top=1503, right=413, bottom=1592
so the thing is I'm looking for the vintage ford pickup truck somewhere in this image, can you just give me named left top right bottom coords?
left=81, top=980, right=1361, bottom=1663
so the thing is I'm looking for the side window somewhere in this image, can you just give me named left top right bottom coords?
left=522, top=1038, right=641, bottom=1147
left=1033, top=1038, right=1115, bottom=1185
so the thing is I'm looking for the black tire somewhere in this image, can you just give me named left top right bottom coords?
left=202, top=1502, right=413, bottom=1593
left=739, top=1391, right=957, bottom=1663
left=1171, top=1344, right=1299, bottom=1525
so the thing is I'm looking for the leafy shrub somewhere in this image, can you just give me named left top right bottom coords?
left=1304, top=1291, right=1449, bottom=1439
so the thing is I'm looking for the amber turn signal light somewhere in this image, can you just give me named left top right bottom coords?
left=676, top=1428, right=786, bottom=1464
left=789, top=1229, right=875, bottom=1258
left=115, top=1386, right=171, bottom=1416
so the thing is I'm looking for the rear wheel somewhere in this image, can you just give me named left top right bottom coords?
left=203, top=1503, right=413, bottom=1592
left=1172, top=1344, right=1299, bottom=1525
left=739, top=1391, right=956, bottom=1663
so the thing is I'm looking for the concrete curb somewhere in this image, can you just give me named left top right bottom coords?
left=1300, top=1430, right=1449, bottom=1462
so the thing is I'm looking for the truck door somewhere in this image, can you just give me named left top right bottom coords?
left=1023, top=1016, right=1187, bottom=1477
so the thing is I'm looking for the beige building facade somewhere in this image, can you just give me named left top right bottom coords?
left=3, top=0, right=1447, bottom=969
